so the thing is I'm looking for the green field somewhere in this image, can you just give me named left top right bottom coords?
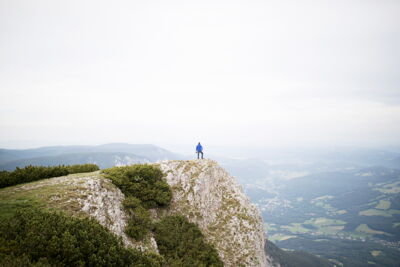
left=359, top=209, right=400, bottom=217
left=356, top=224, right=391, bottom=236
left=265, top=223, right=278, bottom=232
left=374, top=181, right=400, bottom=194
left=269, top=233, right=297, bottom=242
left=304, top=217, right=346, bottom=228
left=275, top=217, right=348, bottom=237
left=281, top=223, right=312, bottom=234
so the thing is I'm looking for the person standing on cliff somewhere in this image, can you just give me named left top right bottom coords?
left=196, top=142, right=204, bottom=159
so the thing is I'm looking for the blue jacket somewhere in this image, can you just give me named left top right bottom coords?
left=196, top=144, right=203, bottom=152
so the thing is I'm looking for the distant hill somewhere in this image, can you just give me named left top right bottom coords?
left=0, top=143, right=183, bottom=170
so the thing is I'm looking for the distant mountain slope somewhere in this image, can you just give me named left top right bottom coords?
left=0, top=143, right=183, bottom=170
left=0, top=152, right=148, bottom=170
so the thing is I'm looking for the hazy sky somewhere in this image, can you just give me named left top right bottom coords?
left=0, top=0, right=399, bottom=150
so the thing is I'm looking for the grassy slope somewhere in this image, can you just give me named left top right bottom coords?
left=0, top=171, right=100, bottom=221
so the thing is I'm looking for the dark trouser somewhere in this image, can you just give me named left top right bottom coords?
left=197, top=151, right=203, bottom=159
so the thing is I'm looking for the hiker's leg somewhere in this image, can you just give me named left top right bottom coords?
left=201, top=152, right=204, bottom=159
left=197, top=152, right=199, bottom=159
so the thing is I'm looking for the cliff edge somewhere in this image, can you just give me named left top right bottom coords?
left=158, top=159, right=269, bottom=267
left=0, top=160, right=271, bottom=266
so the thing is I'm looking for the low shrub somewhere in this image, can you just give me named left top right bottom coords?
left=66, top=164, right=99, bottom=174
left=154, top=215, right=223, bottom=267
left=103, top=164, right=172, bottom=209
left=0, top=164, right=99, bottom=188
left=124, top=197, right=153, bottom=240
left=0, top=208, right=164, bottom=267
left=103, top=165, right=171, bottom=241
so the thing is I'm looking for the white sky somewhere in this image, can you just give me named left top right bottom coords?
left=0, top=0, right=399, bottom=150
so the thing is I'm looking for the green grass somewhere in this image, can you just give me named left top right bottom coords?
left=0, top=172, right=99, bottom=221
left=359, top=209, right=400, bottom=217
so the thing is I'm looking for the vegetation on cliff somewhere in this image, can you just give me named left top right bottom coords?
left=0, top=209, right=163, bottom=266
left=0, top=164, right=99, bottom=188
left=103, top=164, right=223, bottom=266
left=102, top=164, right=172, bottom=240
left=154, top=215, right=223, bottom=266
left=102, top=164, right=171, bottom=209
left=0, top=162, right=225, bottom=266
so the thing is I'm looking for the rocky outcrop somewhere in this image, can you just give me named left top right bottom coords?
left=19, top=160, right=270, bottom=266
left=158, top=159, right=269, bottom=267
left=17, top=173, right=158, bottom=252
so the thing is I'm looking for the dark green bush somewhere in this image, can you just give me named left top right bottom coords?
left=154, top=215, right=223, bottom=267
left=103, top=164, right=172, bottom=209
left=124, top=197, right=153, bottom=240
left=0, top=164, right=99, bottom=188
left=0, top=208, right=164, bottom=267
left=103, top=165, right=171, bottom=241
left=66, top=164, right=100, bottom=174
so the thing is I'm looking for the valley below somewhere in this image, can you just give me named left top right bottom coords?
left=221, top=150, right=400, bottom=267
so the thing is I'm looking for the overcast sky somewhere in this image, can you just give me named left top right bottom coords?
left=0, top=0, right=399, bottom=151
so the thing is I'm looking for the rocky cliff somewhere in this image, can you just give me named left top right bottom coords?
left=158, top=160, right=269, bottom=267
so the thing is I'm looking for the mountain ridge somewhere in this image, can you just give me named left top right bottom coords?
left=0, top=159, right=271, bottom=266
left=0, top=143, right=182, bottom=170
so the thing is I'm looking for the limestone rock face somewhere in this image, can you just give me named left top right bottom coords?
left=73, top=176, right=158, bottom=252
left=158, top=159, right=269, bottom=267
